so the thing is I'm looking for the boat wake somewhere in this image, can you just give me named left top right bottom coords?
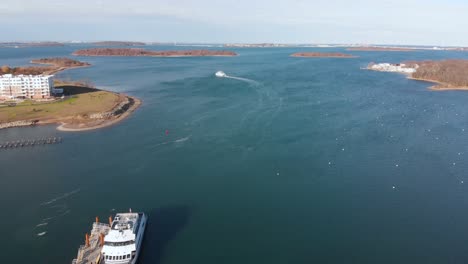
left=37, top=232, right=47, bottom=237
left=40, top=209, right=71, bottom=223
left=40, top=188, right=80, bottom=206
left=150, top=135, right=191, bottom=148
left=174, top=136, right=191, bottom=143
left=215, top=71, right=259, bottom=85
left=35, top=222, right=48, bottom=227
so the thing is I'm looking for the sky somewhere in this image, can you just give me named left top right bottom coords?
left=0, top=0, right=467, bottom=46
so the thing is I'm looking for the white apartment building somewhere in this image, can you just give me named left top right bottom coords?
left=0, top=74, right=57, bottom=100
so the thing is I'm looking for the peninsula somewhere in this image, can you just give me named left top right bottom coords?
left=290, top=52, right=357, bottom=58
left=367, top=60, right=468, bottom=90
left=0, top=58, right=141, bottom=131
left=0, top=85, right=141, bottom=131
left=72, top=48, right=237, bottom=57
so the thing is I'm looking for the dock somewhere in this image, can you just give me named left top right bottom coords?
left=72, top=219, right=110, bottom=264
left=0, top=137, right=62, bottom=150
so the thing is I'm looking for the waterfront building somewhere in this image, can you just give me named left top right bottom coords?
left=0, top=74, right=58, bottom=100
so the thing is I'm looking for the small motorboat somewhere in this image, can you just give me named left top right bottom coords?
left=215, top=71, right=227, bottom=78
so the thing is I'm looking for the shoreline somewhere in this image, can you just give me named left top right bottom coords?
left=56, top=95, right=141, bottom=131
left=409, top=77, right=468, bottom=91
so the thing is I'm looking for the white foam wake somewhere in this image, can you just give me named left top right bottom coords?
left=40, top=189, right=80, bottom=206
left=151, top=135, right=191, bottom=148
left=36, top=222, right=48, bottom=227
left=225, top=76, right=259, bottom=85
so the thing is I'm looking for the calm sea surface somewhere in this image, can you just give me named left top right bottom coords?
left=2, top=46, right=468, bottom=263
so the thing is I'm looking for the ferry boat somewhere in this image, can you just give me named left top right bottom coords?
left=101, top=211, right=147, bottom=264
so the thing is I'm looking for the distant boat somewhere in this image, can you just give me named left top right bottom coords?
left=215, top=71, right=227, bottom=78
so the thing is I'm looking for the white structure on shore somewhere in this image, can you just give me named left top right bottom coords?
left=0, top=74, right=58, bottom=100
left=368, top=63, right=418, bottom=74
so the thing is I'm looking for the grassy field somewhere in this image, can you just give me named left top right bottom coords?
left=0, top=86, right=120, bottom=123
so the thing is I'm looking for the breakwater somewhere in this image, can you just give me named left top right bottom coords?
left=0, top=120, right=38, bottom=130
left=0, top=137, right=62, bottom=149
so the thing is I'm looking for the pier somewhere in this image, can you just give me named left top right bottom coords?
left=0, top=137, right=62, bottom=149
left=72, top=218, right=110, bottom=264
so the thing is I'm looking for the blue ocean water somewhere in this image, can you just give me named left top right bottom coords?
left=2, top=46, right=468, bottom=263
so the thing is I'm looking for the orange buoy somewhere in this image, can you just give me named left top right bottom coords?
left=85, top=233, right=90, bottom=247
left=99, top=233, right=105, bottom=247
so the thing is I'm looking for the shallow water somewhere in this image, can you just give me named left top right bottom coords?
left=2, top=46, right=468, bottom=263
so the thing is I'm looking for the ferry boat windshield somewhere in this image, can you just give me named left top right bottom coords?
left=104, top=240, right=135, bottom=246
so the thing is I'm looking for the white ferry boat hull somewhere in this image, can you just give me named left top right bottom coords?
left=101, top=211, right=147, bottom=264
left=130, top=213, right=146, bottom=264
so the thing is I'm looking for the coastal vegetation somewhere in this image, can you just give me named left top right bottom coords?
left=367, top=60, right=468, bottom=90
left=72, top=48, right=237, bottom=57
left=406, top=60, right=468, bottom=89
left=290, top=52, right=357, bottom=58
left=31, top=57, right=91, bottom=68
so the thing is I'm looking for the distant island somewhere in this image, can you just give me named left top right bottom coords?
left=0, top=42, right=64, bottom=48
left=347, top=46, right=415, bottom=52
left=72, top=48, right=237, bottom=57
left=290, top=52, right=357, bottom=58
left=224, top=43, right=288, bottom=48
left=92, top=41, right=146, bottom=46
left=367, top=60, right=468, bottom=90
left=0, top=58, right=141, bottom=131
left=1, top=57, right=90, bottom=75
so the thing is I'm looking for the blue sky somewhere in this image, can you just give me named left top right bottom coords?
left=0, top=0, right=467, bottom=45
